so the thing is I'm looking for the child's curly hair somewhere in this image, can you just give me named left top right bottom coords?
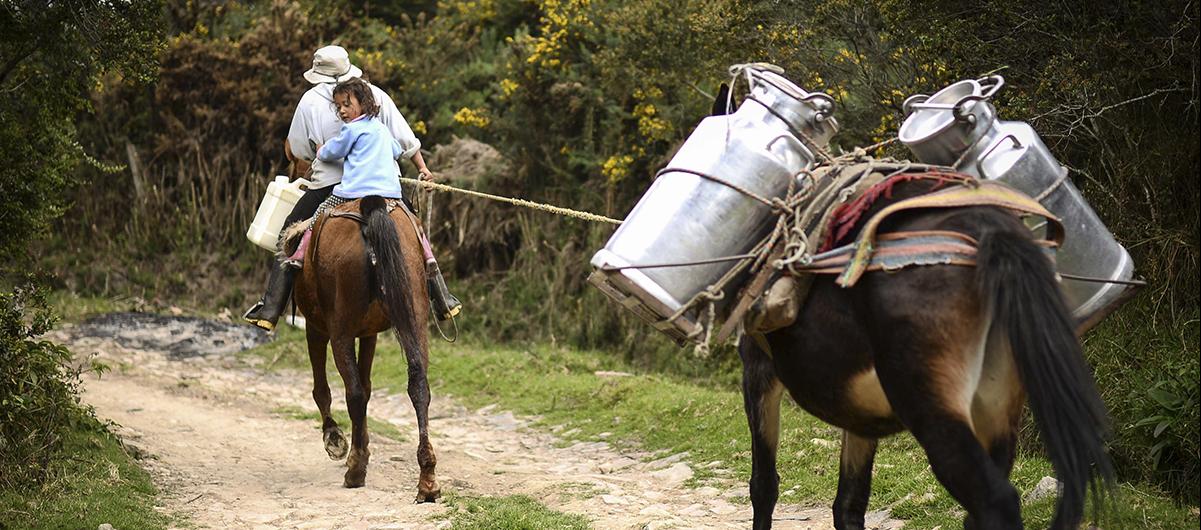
left=333, top=78, right=380, bottom=118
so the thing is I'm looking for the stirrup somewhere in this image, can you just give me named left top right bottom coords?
left=439, top=303, right=461, bottom=322
left=242, top=301, right=276, bottom=332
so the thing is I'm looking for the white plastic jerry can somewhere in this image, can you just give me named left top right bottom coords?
left=246, top=176, right=312, bottom=251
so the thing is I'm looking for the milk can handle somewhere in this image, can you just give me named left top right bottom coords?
left=903, top=95, right=978, bottom=123
left=974, top=134, right=1023, bottom=180
left=801, top=92, right=836, bottom=123
left=767, top=133, right=816, bottom=168
left=976, top=75, right=1005, bottom=100
left=902, top=94, right=930, bottom=116
left=951, top=75, right=1005, bottom=121
left=904, top=75, right=1005, bottom=121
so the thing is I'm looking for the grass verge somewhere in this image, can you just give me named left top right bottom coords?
left=0, top=418, right=174, bottom=529
left=439, top=493, right=592, bottom=529
left=242, top=330, right=1199, bottom=529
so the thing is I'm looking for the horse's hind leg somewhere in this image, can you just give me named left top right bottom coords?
left=347, top=335, right=378, bottom=486
left=404, top=339, right=440, bottom=502
left=834, top=431, right=878, bottom=530
left=307, top=328, right=347, bottom=460
left=739, top=337, right=783, bottom=530
left=330, top=334, right=370, bottom=488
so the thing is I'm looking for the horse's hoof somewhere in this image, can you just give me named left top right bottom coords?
left=414, top=488, right=441, bottom=503
left=344, top=469, right=367, bottom=488
left=324, top=430, right=349, bottom=460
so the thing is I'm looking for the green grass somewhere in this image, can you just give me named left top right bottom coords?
left=242, top=332, right=1200, bottom=529
left=0, top=419, right=174, bottom=529
left=440, top=493, right=592, bottom=529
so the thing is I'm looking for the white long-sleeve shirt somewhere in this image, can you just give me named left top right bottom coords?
left=287, top=82, right=421, bottom=189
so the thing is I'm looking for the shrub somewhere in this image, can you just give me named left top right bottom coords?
left=0, top=279, right=103, bottom=489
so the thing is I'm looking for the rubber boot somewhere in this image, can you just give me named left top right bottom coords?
left=242, top=261, right=298, bottom=332
left=426, top=260, right=462, bottom=321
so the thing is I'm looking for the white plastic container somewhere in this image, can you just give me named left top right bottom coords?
left=246, top=176, right=312, bottom=251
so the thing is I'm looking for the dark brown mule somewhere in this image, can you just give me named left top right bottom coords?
left=292, top=194, right=440, bottom=501
left=739, top=180, right=1113, bottom=530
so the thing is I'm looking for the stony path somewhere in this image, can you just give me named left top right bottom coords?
left=58, top=314, right=904, bottom=529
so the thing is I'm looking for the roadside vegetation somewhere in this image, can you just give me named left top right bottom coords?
left=0, top=417, right=173, bottom=529
left=1, top=3, right=168, bottom=526
left=440, top=493, right=592, bottom=529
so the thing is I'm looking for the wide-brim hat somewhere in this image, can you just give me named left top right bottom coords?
left=303, top=45, right=363, bottom=84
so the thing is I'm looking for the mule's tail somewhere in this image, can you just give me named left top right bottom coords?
left=977, top=227, right=1114, bottom=529
left=361, top=196, right=422, bottom=355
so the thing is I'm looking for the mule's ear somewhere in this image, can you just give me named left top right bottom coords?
left=710, top=83, right=730, bottom=116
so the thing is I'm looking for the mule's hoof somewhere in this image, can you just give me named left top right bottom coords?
left=324, top=430, right=349, bottom=460
left=415, top=488, right=441, bottom=503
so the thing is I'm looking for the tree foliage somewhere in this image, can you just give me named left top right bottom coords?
left=0, top=0, right=163, bottom=489
left=0, top=0, right=163, bottom=262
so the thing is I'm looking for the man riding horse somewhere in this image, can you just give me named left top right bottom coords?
left=243, top=45, right=461, bottom=331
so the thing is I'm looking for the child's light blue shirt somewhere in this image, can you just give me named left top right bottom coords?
left=318, top=116, right=405, bottom=199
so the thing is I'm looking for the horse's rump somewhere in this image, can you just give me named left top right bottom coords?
left=296, top=197, right=428, bottom=340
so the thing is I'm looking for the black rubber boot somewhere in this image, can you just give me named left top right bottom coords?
left=243, top=261, right=298, bottom=332
left=426, top=261, right=462, bottom=322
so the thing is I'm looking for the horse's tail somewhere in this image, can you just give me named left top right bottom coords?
left=361, top=196, right=422, bottom=355
left=976, top=226, right=1113, bottom=528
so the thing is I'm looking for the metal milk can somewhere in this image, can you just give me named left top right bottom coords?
left=589, top=65, right=838, bottom=343
left=898, top=76, right=1136, bottom=328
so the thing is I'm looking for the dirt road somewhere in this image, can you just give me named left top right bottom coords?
left=58, top=314, right=903, bottom=529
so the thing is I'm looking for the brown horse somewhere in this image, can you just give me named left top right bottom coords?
left=292, top=194, right=440, bottom=501
left=738, top=178, right=1113, bottom=529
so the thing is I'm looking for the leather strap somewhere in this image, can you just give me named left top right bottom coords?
left=838, top=181, right=1062, bottom=287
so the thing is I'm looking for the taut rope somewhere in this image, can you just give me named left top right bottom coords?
left=400, top=177, right=622, bottom=225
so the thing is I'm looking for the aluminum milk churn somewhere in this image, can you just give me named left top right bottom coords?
left=898, top=76, right=1136, bottom=329
left=589, top=65, right=839, bottom=343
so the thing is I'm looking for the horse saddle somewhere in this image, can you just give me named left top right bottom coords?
left=279, top=198, right=422, bottom=257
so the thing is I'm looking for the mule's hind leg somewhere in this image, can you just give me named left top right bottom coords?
left=330, top=334, right=371, bottom=488
left=866, top=273, right=1022, bottom=529
left=965, top=334, right=1025, bottom=530
left=739, top=337, right=784, bottom=530
left=307, top=328, right=347, bottom=460
left=881, top=366, right=1021, bottom=529
left=834, top=431, right=878, bottom=530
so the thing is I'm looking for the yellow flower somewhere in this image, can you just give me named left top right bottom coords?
left=412, top=120, right=428, bottom=135
left=602, top=154, right=634, bottom=184
left=499, top=78, right=519, bottom=96
left=452, top=107, right=490, bottom=128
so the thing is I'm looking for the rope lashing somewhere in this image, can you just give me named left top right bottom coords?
left=652, top=167, right=780, bottom=209
left=400, top=177, right=622, bottom=225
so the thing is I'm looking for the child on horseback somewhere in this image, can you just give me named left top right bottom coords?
left=282, top=78, right=462, bottom=322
